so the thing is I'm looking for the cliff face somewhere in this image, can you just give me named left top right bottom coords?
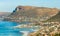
left=4, top=6, right=59, bottom=22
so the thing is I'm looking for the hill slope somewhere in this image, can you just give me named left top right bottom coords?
left=46, top=11, right=60, bottom=22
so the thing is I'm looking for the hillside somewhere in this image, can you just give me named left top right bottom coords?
left=46, top=11, right=60, bottom=22
left=3, top=6, right=59, bottom=22
left=12, top=6, right=59, bottom=17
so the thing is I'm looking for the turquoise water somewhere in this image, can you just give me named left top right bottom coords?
left=0, top=21, right=34, bottom=36
left=0, top=21, right=22, bottom=36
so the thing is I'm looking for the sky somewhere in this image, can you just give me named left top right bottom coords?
left=0, top=0, right=60, bottom=12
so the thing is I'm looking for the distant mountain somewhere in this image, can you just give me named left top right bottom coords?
left=0, top=12, right=11, bottom=20
left=0, top=12, right=11, bottom=16
left=3, top=6, right=59, bottom=22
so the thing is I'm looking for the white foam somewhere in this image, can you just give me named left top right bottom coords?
left=31, top=29, right=38, bottom=31
left=20, top=31, right=29, bottom=36
left=13, top=25, right=22, bottom=28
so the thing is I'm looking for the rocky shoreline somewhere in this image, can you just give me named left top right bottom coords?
left=28, top=22, right=60, bottom=36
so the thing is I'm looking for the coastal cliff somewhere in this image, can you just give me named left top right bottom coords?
left=3, top=6, right=59, bottom=23
left=3, top=6, right=60, bottom=36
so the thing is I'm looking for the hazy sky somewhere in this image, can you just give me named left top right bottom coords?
left=0, top=0, right=60, bottom=12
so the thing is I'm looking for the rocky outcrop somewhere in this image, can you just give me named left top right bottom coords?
left=4, top=6, right=59, bottom=22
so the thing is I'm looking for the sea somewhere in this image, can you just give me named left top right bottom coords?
left=0, top=21, right=35, bottom=36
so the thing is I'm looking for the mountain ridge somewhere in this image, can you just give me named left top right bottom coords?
left=3, top=6, right=60, bottom=22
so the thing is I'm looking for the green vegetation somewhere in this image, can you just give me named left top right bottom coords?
left=54, top=33, right=60, bottom=36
